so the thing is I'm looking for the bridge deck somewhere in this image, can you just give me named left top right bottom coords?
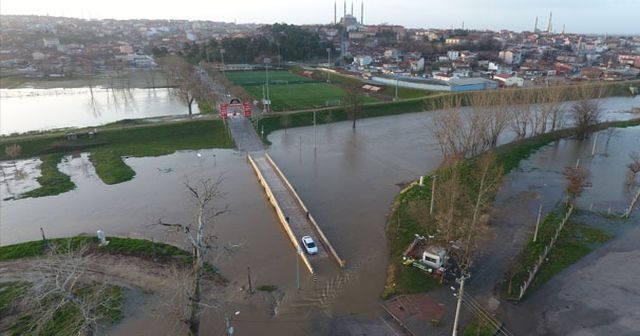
left=248, top=153, right=344, bottom=274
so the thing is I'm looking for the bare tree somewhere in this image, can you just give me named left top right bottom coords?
left=571, top=85, right=604, bottom=140
left=563, top=166, right=590, bottom=206
left=344, top=86, right=364, bottom=130
left=280, top=113, right=292, bottom=134
left=158, top=178, right=228, bottom=336
left=21, top=243, right=121, bottom=336
left=159, top=56, right=203, bottom=115
left=5, top=144, right=22, bottom=170
left=623, top=152, right=640, bottom=218
left=539, top=84, right=566, bottom=132
left=507, top=90, right=534, bottom=140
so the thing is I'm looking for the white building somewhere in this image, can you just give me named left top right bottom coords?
left=447, top=50, right=460, bottom=61
left=410, top=58, right=425, bottom=72
left=493, top=74, right=524, bottom=87
left=498, top=50, right=522, bottom=65
left=354, top=55, right=373, bottom=67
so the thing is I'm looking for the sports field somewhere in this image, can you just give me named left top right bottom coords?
left=225, top=70, right=313, bottom=86
left=226, top=70, right=377, bottom=111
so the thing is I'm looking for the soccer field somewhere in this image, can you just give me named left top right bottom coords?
left=225, top=70, right=313, bottom=86
left=226, top=70, right=377, bottom=111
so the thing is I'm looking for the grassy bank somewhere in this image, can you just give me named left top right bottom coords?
left=463, top=318, right=500, bottom=336
left=255, top=80, right=639, bottom=142
left=0, top=236, right=191, bottom=262
left=1, top=118, right=234, bottom=195
left=383, top=118, right=640, bottom=298
left=20, top=154, right=75, bottom=198
left=501, top=209, right=612, bottom=301
left=2, top=281, right=124, bottom=336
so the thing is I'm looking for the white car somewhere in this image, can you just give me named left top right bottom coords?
left=301, top=236, right=318, bottom=255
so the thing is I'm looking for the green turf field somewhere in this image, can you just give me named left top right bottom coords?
left=226, top=70, right=377, bottom=111
left=243, top=82, right=376, bottom=111
left=225, top=70, right=313, bottom=86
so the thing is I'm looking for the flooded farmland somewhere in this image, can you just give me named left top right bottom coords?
left=0, top=87, right=197, bottom=135
left=0, top=95, right=638, bottom=335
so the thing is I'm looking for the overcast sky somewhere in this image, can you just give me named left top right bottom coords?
left=2, top=0, right=639, bottom=35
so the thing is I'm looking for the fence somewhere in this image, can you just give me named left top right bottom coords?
left=518, top=205, right=574, bottom=300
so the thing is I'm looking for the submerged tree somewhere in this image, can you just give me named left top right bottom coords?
left=571, top=85, right=604, bottom=140
left=344, top=86, right=364, bottom=130
left=159, top=56, right=203, bottom=115
left=623, top=152, right=640, bottom=218
left=563, top=166, right=590, bottom=206
left=158, top=177, right=228, bottom=336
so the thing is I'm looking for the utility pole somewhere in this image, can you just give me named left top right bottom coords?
left=430, top=175, right=437, bottom=215
left=220, top=49, right=226, bottom=76
left=533, top=204, right=543, bottom=242
left=591, top=132, right=599, bottom=156
left=313, top=110, right=317, bottom=152
left=247, top=265, right=253, bottom=294
left=452, top=275, right=466, bottom=336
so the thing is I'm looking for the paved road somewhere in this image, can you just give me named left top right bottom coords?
left=501, top=211, right=640, bottom=335
left=227, top=116, right=264, bottom=152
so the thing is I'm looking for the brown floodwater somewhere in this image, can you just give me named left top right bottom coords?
left=0, top=95, right=638, bottom=335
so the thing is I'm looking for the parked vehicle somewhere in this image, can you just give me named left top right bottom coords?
left=301, top=235, right=318, bottom=255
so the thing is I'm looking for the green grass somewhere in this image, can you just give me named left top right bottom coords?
left=463, top=318, right=500, bottom=336
left=501, top=208, right=614, bottom=301
left=6, top=283, right=124, bottom=336
left=89, top=150, right=136, bottom=185
left=383, top=119, right=640, bottom=299
left=225, top=70, right=313, bottom=86
left=256, top=285, right=278, bottom=292
left=0, top=281, right=30, bottom=316
left=0, top=236, right=190, bottom=262
left=20, top=154, right=75, bottom=198
left=1, top=119, right=234, bottom=191
left=197, top=99, right=216, bottom=114
left=244, top=82, right=376, bottom=111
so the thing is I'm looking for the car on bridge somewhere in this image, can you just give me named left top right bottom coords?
left=301, top=236, right=318, bottom=255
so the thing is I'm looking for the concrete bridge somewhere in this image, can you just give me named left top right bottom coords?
left=223, top=111, right=344, bottom=274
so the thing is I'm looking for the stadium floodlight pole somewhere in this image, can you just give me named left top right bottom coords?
left=326, top=47, right=332, bottom=83
left=394, top=76, right=399, bottom=101
left=220, top=49, right=226, bottom=76
left=264, top=58, right=271, bottom=112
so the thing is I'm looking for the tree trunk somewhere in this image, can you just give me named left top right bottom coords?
left=188, top=97, right=194, bottom=115
left=187, top=250, right=203, bottom=336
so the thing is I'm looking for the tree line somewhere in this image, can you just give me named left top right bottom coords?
left=154, top=23, right=334, bottom=64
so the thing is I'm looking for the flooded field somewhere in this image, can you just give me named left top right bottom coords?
left=0, top=87, right=197, bottom=135
left=0, top=95, right=638, bottom=334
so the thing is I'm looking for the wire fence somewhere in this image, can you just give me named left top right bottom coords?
left=518, top=205, right=574, bottom=300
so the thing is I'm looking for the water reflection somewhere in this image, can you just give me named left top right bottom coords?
left=0, top=87, right=198, bottom=135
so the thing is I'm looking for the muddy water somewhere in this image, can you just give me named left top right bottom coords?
left=0, top=87, right=197, bottom=135
left=0, top=96, right=638, bottom=334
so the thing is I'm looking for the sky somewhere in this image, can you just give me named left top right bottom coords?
left=1, top=0, right=639, bottom=35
